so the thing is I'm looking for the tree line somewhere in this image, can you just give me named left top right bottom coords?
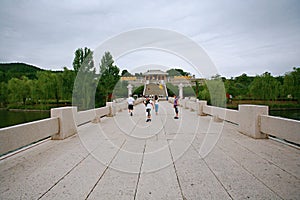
left=193, top=68, right=300, bottom=107
left=0, top=49, right=299, bottom=110
left=0, top=49, right=122, bottom=110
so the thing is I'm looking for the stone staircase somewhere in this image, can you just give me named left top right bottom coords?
left=144, top=83, right=167, bottom=97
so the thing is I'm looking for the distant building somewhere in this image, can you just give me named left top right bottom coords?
left=143, top=70, right=168, bottom=81
left=121, top=69, right=205, bottom=87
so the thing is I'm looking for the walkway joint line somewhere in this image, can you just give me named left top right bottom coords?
left=133, top=141, right=146, bottom=200
left=216, top=145, right=284, bottom=200
left=167, top=140, right=186, bottom=200
left=230, top=137, right=300, bottom=181
left=85, top=140, right=126, bottom=200
left=38, top=149, right=91, bottom=200
left=191, top=144, right=234, bottom=200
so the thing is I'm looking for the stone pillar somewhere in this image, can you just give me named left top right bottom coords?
left=238, top=105, right=268, bottom=139
left=178, top=83, right=184, bottom=99
left=127, top=84, right=133, bottom=97
left=51, top=106, right=78, bottom=140
left=106, top=102, right=116, bottom=117
left=198, top=100, right=207, bottom=116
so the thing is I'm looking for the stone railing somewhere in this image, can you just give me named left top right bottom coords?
left=260, top=115, right=300, bottom=144
left=0, top=98, right=144, bottom=156
left=169, top=97, right=300, bottom=145
left=0, top=118, right=59, bottom=156
left=106, top=98, right=144, bottom=117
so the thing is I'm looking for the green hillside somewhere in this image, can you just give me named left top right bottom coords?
left=0, top=63, right=44, bottom=81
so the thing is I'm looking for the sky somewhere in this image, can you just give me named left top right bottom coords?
left=0, top=0, right=299, bottom=78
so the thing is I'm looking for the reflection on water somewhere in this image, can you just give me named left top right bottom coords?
left=0, top=110, right=50, bottom=128
left=270, top=109, right=300, bottom=121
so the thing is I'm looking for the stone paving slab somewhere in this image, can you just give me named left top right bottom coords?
left=217, top=136, right=300, bottom=199
left=87, top=140, right=145, bottom=200
left=223, top=126, right=300, bottom=178
left=135, top=140, right=182, bottom=200
left=0, top=101, right=299, bottom=200
left=203, top=146, right=281, bottom=200
left=170, top=144, right=231, bottom=200
left=0, top=135, right=89, bottom=200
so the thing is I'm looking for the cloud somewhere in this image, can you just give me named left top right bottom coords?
left=0, top=0, right=299, bottom=76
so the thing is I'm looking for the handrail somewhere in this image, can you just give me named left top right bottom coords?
left=169, top=97, right=299, bottom=144
left=260, top=115, right=300, bottom=145
left=0, top=117, right=59, bottom=156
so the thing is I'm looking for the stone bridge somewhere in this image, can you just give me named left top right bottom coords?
left=0, top=100, right=299, bottom=199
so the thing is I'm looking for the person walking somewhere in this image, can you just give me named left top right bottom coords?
left=144, top=96, right=154, bottom=122
left=154, top=95, right=159, bottom=115
left=127, top=94, right=135, bottom=116
left=173, top=94, right=179, bottom=119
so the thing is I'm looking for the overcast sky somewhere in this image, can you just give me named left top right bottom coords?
left=0, top=0, right=299, bottom=77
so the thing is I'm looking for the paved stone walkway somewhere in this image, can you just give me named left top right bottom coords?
left=0, top=101, right=299, bottom=199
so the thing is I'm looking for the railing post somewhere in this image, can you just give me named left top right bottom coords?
left=238, top=105, right=268, bottom=139
left=198, top=100, right=207, bottom=116
left=106, top=102, right=116, bottom=117
left=51, top=106, right=78, bottom=140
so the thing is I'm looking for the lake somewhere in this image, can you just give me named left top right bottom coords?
left=269, top=109, right=300, bottom=121
left=0, top=110, right=50, bottom=129
left=0, top=108, right=299, bottom=129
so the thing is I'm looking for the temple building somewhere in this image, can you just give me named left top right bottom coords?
left=121, top=68, right=206, bottom=98
left=120, top=69, right=205, bottom=88
left=143, top=70, right=168, bottom=82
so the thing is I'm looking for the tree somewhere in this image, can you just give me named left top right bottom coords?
left=183, top=86, right=195, bottom=97
left=73, top=47, right=93, bottom=74
left=198, top=82, right=210, bottom=103
left=96, top=52, right=120, bottom=107
left=0, top=82, right=8, bottom=106
left=224, top=78, right=237, bottom=98
left=134, top=72, right=143, bottom=77
left=36, top=71, right=62, bottom=103
left=8, top=76, right=31, bottom=105
left=166, top=83, right=178, bottom=96
left=206, top=76, right=226, bottom=107
left=282, top=67, right=300, bottom=101
left=121, top=69, right=132, bottom=76
left=72, top=47, right=96, bottom=110
left=61, top=67, right=75, bottom=101
left=193, top=80, right=200, bottom=97
left=113, top=80, right=129, bottom=98
left=250, top=72, right=281, bottom=100
left=233, top=73, right=253, bottom=98
left=167, top=68, right=190, bottom=76
left=133, top=85, right=144, bottom=96
left=28, top=79, right=40, bottom=104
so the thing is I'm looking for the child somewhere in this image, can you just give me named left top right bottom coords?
left=144, top=96, right=154, bottom=122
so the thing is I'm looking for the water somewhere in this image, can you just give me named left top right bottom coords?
left=0, top=110, right=50, bottom=128
left=269, top=109, right=300, bottom=121
left=0, top=108, right=298, bottom=129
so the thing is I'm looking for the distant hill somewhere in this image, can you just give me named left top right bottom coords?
left=0, top=63, right=43, bottom=73
left=0, top=62, right=44, bottom=81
